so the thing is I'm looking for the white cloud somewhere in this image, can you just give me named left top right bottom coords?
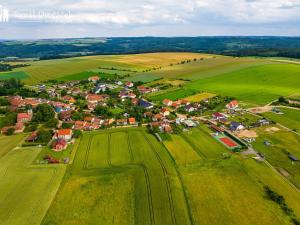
left=0, top=0, right=299, bottom=38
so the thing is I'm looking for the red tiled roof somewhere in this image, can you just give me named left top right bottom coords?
left=57, top=129, right=72, bottom=136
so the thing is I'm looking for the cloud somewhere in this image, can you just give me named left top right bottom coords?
left=0, top=0, right=299, bottom=38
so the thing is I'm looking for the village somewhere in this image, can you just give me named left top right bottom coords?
left=0, top=75, right=278, bottom=163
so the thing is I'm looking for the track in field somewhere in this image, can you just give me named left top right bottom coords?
left=77, top=130, right=193, bottom=225
left=142, top=132, right=178, bottom=225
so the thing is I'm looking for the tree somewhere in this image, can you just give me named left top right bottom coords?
left=71, top=111, right=84, bottom=121
left=73, top=130, right=82, bottom=138
left=94, top=105, right=112, bottom=117
left=6, top=128, right=15, bottom=136
left=37, top=130, right=52, bottom=143
left=44, top=118, right=59, bottom=128
left=33, top=104, right=55, bottom=123
left=61, top=122, right=73, bottom=129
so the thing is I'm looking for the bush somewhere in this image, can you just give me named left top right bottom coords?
left=73, top=130, right=82, bottom=138
left=6, top=127, right=15, bottom=135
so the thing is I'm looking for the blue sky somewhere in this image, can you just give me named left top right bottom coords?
left=0, top=0, right=300, bottom=39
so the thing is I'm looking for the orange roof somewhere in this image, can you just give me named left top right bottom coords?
left=57, top=129, right=72, bottom=136
left=128, top=117, right=136, bottom=123
left=88, top=76, right=100, bottom=81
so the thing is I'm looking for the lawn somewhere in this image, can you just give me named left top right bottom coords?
left=0, top=134, right=26, bottom=158
left=262, top=108, right=300, bottom=132
left=0, top=147, right=66, bottom=225
left=186, top=64, right=300, bottom=105
left=252, top=125, right=300, bottom=188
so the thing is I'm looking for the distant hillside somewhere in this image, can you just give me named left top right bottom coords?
left=0, top=36, right=300, bottom=60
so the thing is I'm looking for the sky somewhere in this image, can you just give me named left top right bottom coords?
left=0, top=0, right=299, bottom=39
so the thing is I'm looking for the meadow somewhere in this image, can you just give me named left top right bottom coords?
left=163, top=125, right=300, bottom=225
left=262, top=108, right=300, bottom=132
left=12, top=52, right=204, bottom=84
left=0, top=147, right=66, bottom=225
left=252, top=125, right=300, bottom=188
left=0, top=133, right=25, bottom=158
left=42, top=128, right=191, bottom=225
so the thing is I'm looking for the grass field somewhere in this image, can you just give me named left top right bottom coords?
left=162, top=124, right=300, bottom=225
left=0, top=147, right=66, bottom=225
left=252, top=125, right=300, bottom=188
left=11, top=53, right=205, bottom=84
left=0, top=134, right=25, bottom=158
left=186, top=64, right=300, bottom=105
left=149, top=88, right=197, bottom=101
left=0, top=71, right=29, bottom=80
left=42, top=128, right=191, bottom=225
left=262, top=108, right=300, bottom=132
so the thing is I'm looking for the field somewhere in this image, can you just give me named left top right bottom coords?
left=184, top=92, right=216, bottom=102
left=162, top=125, right=300, bottom=225
left=0, top=134, right=26, bottom=158
left=0, top=71, right=29, bottom=80
left=42, top=128, right=191, bottom=225
left=185, top=64, right=300, bottom=105
left=4, top=52, right=300, bottom=106
left=262, top=108, right=300, bottom=132
left=12, top=53, right=205, bottom=84
left=252, top=125, right=300, bottom=188
left=0, top=147, right=66, bottom=225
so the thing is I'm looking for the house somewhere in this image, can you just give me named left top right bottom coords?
left=128, top=93, right=136, bottom=99
left=52, top=139, right=68, bottom=151
left=230, top=122, right=245, bottom=131
left=26, top=131, right=38, bottom=142
left=55, top=129, right=72, bottom=141
left=212, top=112, right=226, bottom=120
left=183, top=119, right=197, bottom=127
left=88, top=76, right=100, bottom=83
left=17, top=112, right=32, bottom=123
left=152, top=114, right=163, bottom=122
left=226, top=100, right=239, bottom=110
left=139, top=99, right=153, bottom=109
left=61, top=95, right=76, bottom=104
left=163, top=99, right=173, bottom=106
left=116, top=119, right=128, bottom=126
left=74, top=121, right=86, bottom=130
left=14, top=122, right=25, bottom=133
left=131, top=98, right=139, bottom=105
left=59, top=110, right=72, bottom=121
left=86, top=94, right=104, bottom=103
left=10, top=96, right=24, bottom=108
left=185, top=105, right=195, bottom=113
left=128, top=117, right=136, bottom=125
left=160, top=108, right=170, bottom=117
left=125, top=82, right=134, bottom=88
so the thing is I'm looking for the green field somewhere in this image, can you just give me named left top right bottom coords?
left=0, top=147, right=66, bottom=225
left=185, top=64, right=300, bottom=105
left=0, top=71, right=29, bottom=80
left=10, top=53, right=204, bottom=84
left=252, top=125, right=300, bottom=188
left=262, top=108, right=300, bottom=132
left=124, top=74, right=161, bottom=82
left=163, top=125, right=300, bottom=225
left=0, top=134, right=26, bottom=158
left=42, top=129, right=191, bottom=225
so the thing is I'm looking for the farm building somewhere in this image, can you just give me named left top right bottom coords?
left=54, top=129, right=73, bottom=141
left=226, top=100, right=239, bottom=109
left=52, top=139, right=68, bottom=151
left=88, top=76, right=100, bottom=83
